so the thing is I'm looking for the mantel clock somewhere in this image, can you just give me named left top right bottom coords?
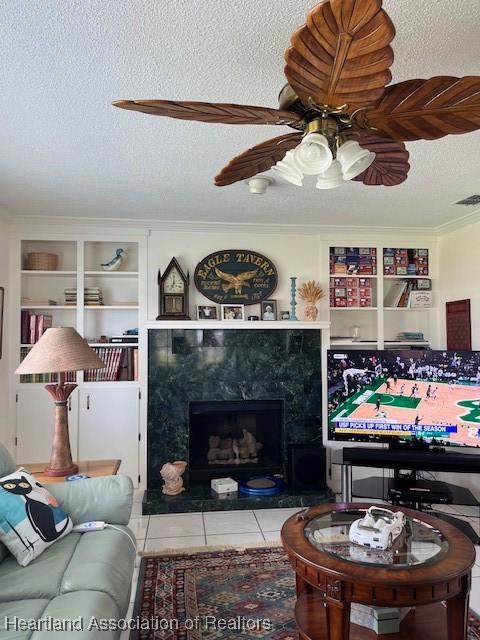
left=157, top=257, right=190, bottom=320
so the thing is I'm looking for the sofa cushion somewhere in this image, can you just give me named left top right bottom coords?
left=60, top=526, right=136, bottom=616
left=0, top=470, right=73, bottom=567
left=30, top=591, right=120, bottom=640
left=0, top=598, right=50, bottom=640
left=0, top=532, right=81, bottom=603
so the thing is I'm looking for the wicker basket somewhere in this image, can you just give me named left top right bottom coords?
left=26, top=252, right=58, bottom=271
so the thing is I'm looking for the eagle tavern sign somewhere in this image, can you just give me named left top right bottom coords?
left=194, top=250, right=278, bottom=305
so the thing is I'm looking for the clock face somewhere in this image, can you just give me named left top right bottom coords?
left=164, top=268, right=184, bottom=294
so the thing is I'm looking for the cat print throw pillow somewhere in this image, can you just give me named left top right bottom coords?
left=0, top=468, right=72, bottom=566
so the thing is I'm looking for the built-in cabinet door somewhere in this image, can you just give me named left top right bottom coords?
left=16, top=386, right=79, bottom=464
left=78, top=387, right=139, bottom=486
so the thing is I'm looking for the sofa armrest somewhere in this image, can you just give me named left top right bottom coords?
left=47, top=475, right=134, bottom=525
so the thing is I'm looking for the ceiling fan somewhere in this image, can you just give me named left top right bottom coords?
left=113, top=0, right=480, bottom=190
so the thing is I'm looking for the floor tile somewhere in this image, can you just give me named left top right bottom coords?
left=262, top=530, right=281, bottom=542
left=130, top=501, right=143, bottom=517
left=128, top=517, right=150, bottom=540
left=254, top=507, right=303, bottom=531
left=206, top=532, right=264, bottom=546
left=148, top=513, right=204, bottom=539
left=204, top=510, right=260, bottom=535
left=144, top=535, right=206, bottom=553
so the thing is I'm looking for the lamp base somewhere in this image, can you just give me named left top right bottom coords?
left=43, top=463, right=79, bottom=478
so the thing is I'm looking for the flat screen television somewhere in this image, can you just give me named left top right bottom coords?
left=328, top=349, right=480, bottom=447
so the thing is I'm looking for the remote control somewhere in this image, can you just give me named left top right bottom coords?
left=72, top=521, right=106, bottom=532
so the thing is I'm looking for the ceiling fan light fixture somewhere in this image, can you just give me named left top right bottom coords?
left=247, top=176, right=272, bottom=194
left=271, top=150, right=303, bottom=186
left=315, top=160, right=345, bottom=190
left=293, top=133, right=333, bottom=175
left=337, top=140, right=376, bottom=181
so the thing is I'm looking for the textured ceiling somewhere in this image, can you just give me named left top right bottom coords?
left=1, top=0, right=480, bottom=227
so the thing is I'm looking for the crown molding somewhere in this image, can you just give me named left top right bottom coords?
left=435, top=207, right=480, bottom=235
left=9, top=214, right=439, bottom=237
left=8, top=207, right=480, bottom=237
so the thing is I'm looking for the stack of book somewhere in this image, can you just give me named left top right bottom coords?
left=64, top=287, right=104, bottom=306
left=19, top=347, right=76, bottom=383
left=83, top=346, right=138, bottom=381
left=21, top=298, right=57, bottom=306
left=64, top=288, right=77, bottom=306
left=21, top=311, right=53, bottom=344
left=84, top=287, right=103, bottom=306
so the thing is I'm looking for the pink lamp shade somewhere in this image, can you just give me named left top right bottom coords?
left=15, top=327, right=104, bottom=375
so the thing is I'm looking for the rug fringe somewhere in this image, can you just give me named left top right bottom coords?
left=139, top=539, right=283, bottom=557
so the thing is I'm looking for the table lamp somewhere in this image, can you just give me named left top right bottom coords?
left=15, top=327, right=104, bottom=477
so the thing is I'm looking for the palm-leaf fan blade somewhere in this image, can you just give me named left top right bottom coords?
left=357, top=76, right=480, bottom=141
left=215, top=133, right=303, bottom=186
left=113, top=99, right=302, bottom=126
left=352, top=134, right=410, bottom=186
left=284, top=0, right=395, bottom=110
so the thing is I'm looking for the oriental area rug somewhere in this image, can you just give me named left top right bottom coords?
left=131, top=546, right=480, bottom=640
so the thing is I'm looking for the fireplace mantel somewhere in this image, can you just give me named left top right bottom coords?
left=145, top=320, right=330, bottom=330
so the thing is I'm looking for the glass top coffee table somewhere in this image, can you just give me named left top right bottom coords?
left=281, top=503, right=475, bottom=640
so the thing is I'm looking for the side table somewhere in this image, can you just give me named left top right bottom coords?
left=19, top=459, right=121, bottom=484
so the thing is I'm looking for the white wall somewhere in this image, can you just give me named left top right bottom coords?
left=439, top=219, right=480, bottom=349
left=0, top=217, right=10, bottom=448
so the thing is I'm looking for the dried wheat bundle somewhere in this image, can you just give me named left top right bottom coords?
left=298, top=280, right=324, bottom=304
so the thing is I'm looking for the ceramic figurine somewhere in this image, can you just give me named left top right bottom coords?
left=101, top=248, right=126, bottom=272
left=160, top=460, right=187, bottom=495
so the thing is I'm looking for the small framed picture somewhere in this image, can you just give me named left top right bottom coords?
left=280, top=310, right=290, bottom=320
left=261, top=300, right=277, bottom=321
left=416, top=278, right=431, bottom=291
left=196, top=305, right=218, bottom=320
left=221, top=304, right=245, bottom=321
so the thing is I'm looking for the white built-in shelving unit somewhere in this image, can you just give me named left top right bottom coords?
left=326, top=243, right=438, bottom=351
left=11, top=235, right=148, bottom=487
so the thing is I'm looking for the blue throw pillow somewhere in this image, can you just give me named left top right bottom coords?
left=0, top=468, right=73, bottom=566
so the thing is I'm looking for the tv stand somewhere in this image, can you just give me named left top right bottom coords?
left=333, top=446, right=480, bottom=542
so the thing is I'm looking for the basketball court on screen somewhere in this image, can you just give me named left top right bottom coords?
left=334, top=378, right=480, bottom=446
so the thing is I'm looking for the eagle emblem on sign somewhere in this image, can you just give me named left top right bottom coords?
left=214, top=267, right=258, bottom=295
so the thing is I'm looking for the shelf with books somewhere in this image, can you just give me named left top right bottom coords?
left=20, top=305, right=76, bottom=310
left=83, top=345, right=138, bottom=382
left=330, top=307, right=378, bottom=311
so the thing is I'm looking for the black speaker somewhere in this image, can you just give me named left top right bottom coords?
left=288, top=444, right=327, bottom=492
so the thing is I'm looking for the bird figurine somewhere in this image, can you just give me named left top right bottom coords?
left=101, top=248, right=126, bottom=272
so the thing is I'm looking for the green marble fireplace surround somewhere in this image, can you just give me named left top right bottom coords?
left=145, top=328, right=331, bottom=513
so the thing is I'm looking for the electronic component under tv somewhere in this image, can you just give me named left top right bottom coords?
left=328, top=349, right=480, bottom=448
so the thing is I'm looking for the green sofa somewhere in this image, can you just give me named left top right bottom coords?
left=0, top=444, right=136, bottom=639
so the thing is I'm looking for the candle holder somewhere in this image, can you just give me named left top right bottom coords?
left=290, top=277, right=298, bottom=321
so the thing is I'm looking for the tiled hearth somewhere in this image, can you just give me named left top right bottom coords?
left=145, top=327, right=332, bottom=514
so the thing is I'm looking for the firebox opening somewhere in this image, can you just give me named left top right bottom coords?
left=188, top=400, right=283, bottom=485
